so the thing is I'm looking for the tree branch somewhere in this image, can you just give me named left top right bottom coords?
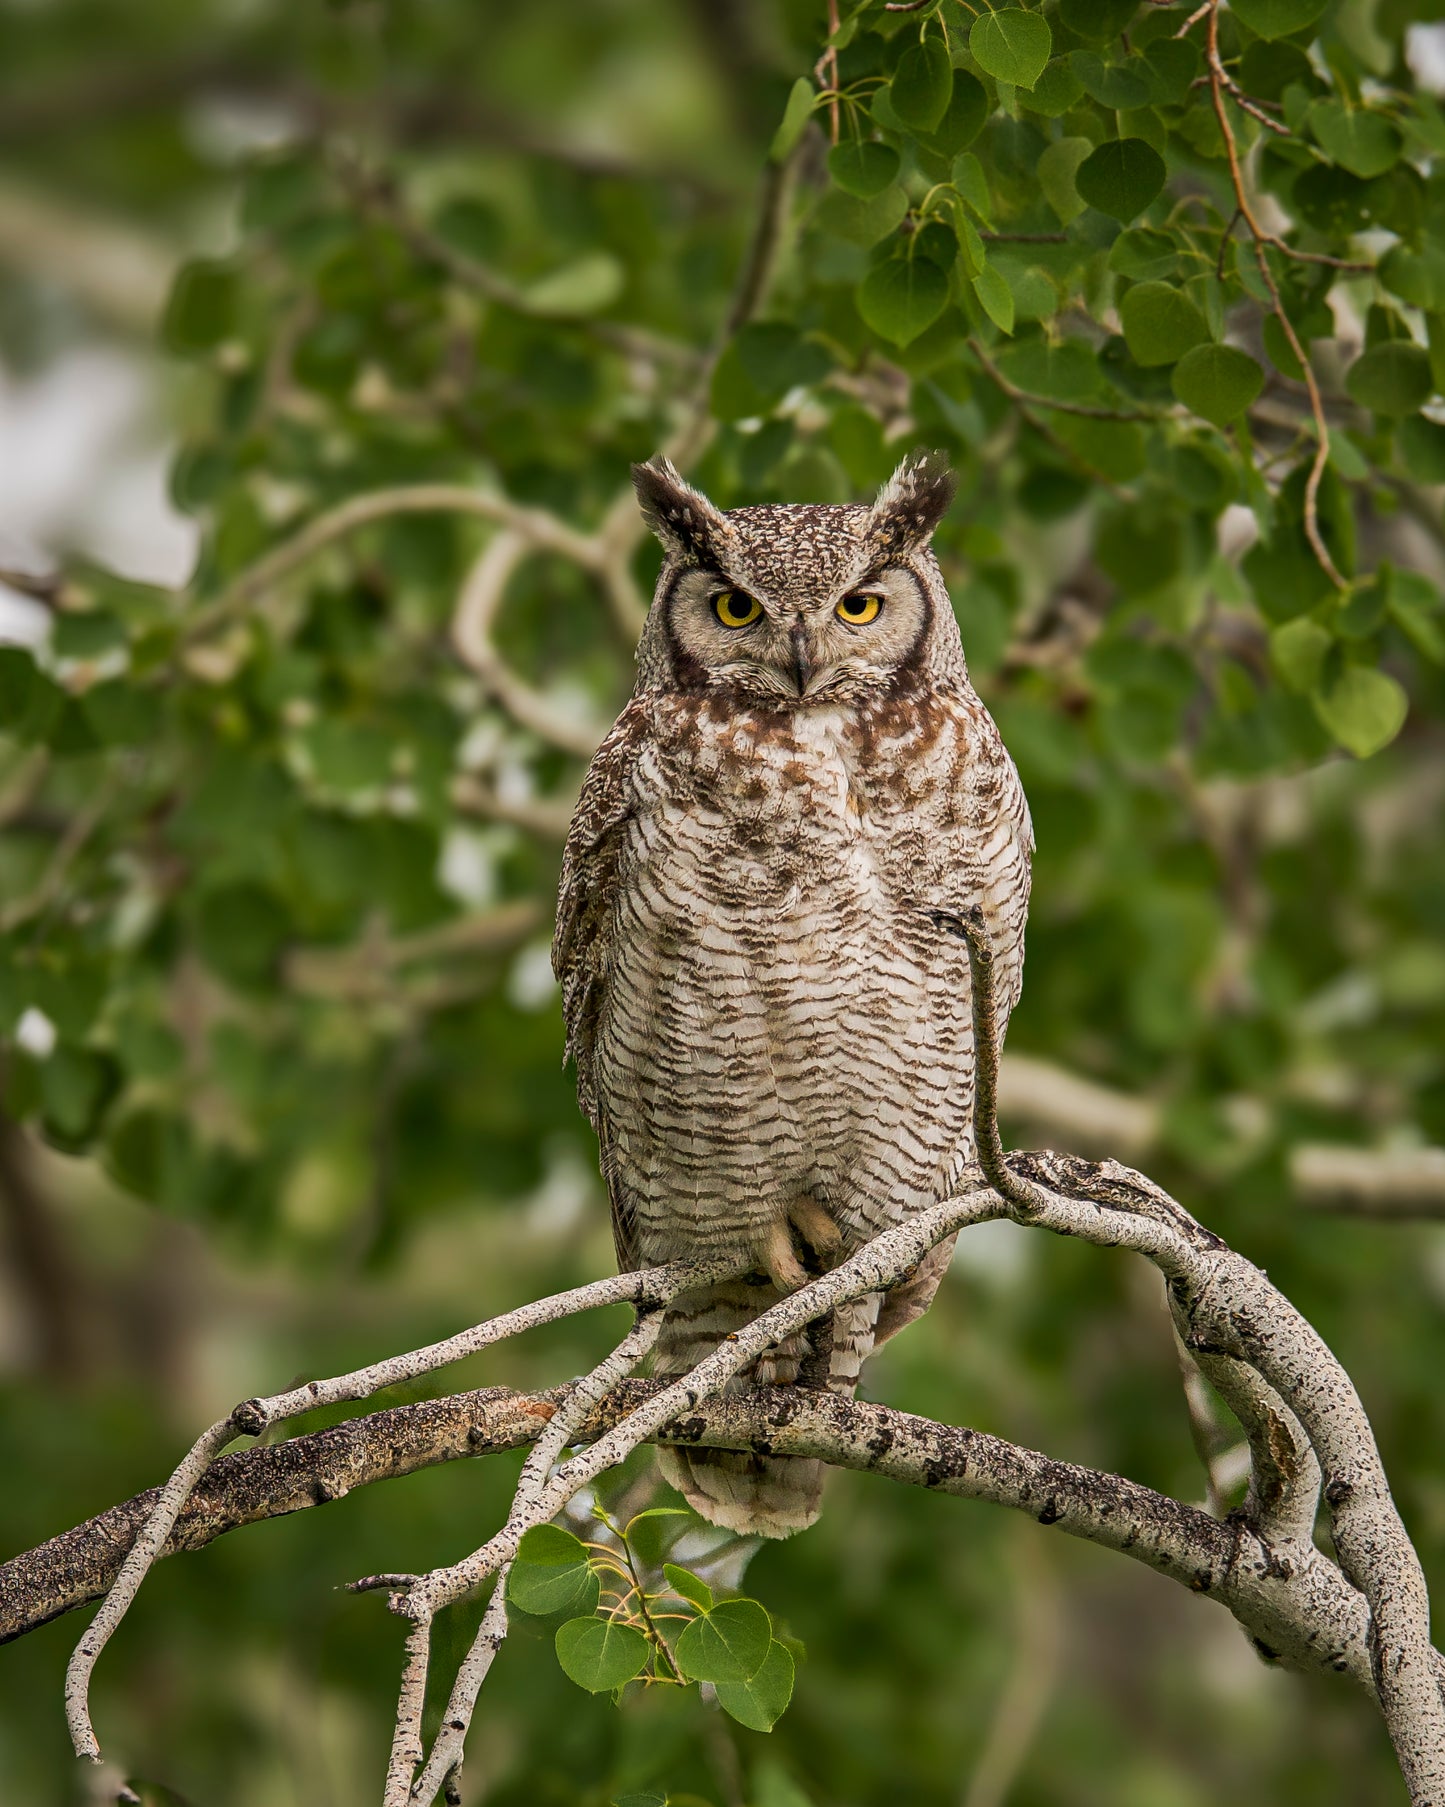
left=7, top=1375, right=1435, bottom=1710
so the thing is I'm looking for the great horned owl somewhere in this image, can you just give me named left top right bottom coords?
left=552, top=451, right=1032, bottom=1537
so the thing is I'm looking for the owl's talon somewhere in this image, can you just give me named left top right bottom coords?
left=759, top=1218, right=808, bottom=1293
left=788, top=1197, right=842, bottom=1258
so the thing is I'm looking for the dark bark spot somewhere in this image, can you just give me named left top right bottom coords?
left=1190, top=1569, right=1213, bottom=1593
left=232, top=1399, right=268, bottom=1437
left=1324, top=1474, right=1352, bottom=1506
left=866, top=1427, right=895, bottom=1463
left=923, top=1459, right=949, bottom=1489
left=1037, top=1498, right=1062, bottom=1526
left=1252, top=1639, right=1280, bottom=1663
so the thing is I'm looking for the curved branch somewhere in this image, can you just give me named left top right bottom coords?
left=183, top=485, right=603, bottom=650
left=449, top=530, right=611, bottom=758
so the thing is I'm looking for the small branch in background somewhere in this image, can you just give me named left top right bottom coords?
left=967, top=338, right=1152, bottom=423
left=0, top=176, right=175, bottom=332
left=450, top=772, right=577, bottom=841
left=183, top=483, right=601, bottom=653
left=0, top=1113, right=92, bottom=1383
left=284, top=900, right=543, bottom=1002
left=960, top=1524, right=1062, bottom=1807
left=1293, top=1145, right=1445, bottom=1220
left=449, top=530, right=612, bottom=758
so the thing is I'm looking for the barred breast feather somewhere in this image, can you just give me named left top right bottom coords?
left=555, top=684, right=1031, bottom=1534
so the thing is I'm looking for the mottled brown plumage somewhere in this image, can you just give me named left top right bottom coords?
left=553, top=452, right=1032, bottom=1536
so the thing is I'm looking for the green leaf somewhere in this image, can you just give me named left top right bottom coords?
left=1074, top=138, right=1166, bottom=223
left=951, top=152, right=992, bottom=223
left=1141, top=38, right=1201, bottom=106
left=1312, top=665, right=1409, bottom=759
left=771, top=76, right=816, bottom=162
left=162, top=260, right=239, bottom=355
left=1018, top=58, right=1085, bottom=118
left=1037, top=138, right=1092, bottom=225
left=996, top=338, right=1102, bottom=402
left=508, top=1526, right=601, bottom=1617
left=891, top=39, right=953, bottom=134
left=969, top=9, right=1052, bottom=91
left=1118, top=282, right=1210, bottom=367
left=523, top=253, right=625, bottom=317
left=715, top=1641, right=796, bottom=1733
left=1345, top=342, right=1432, bottom=417
left=858, top=257, right=949, bottom=347
left=662, top=1564, right=713, bottom=1611
left=971, top=261, right=1015, bottom=335
left=1229, top=0, right=1327, bottom=38
left=673, top=1599, right=772, bottom=1685
left=431, top=197, right=505, bottom=263
left=924, top=72, right=989, bottom=155
left=1170, top=343, right=1264, bottom=427
left=1380, top=245, right=1445, bottom=313
left=1398, top=413, right=1445, bottom=483
left=735, top=322, right=830, bottom=398
left=1058, top=0, right=1138, bottom=42
left=554, top=1617, right=650, bottom=1693
left=1308, top=100, right=1402, bottom=179
left=828, top=140, right=900, bottom=199
left=814, top=184, right=909, bottom=247
left=1384, top=566, right=1445, bottom=664
left=1070, top=51, right=1150, bottom=111
left=1269, top=618, right=1331, bottom=694
left=194, top=884, right=290, bottom=991
left=1054, top=415, right=1146, bottom=482
left=1262, top=312, right=1306, bottom=382
left=40, top=1044, right=121, bottom=1148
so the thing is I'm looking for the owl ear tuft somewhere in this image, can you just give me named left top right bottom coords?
left=867, top=450, right=957, bottom=554
left=631, top=455, right=730, bottom=567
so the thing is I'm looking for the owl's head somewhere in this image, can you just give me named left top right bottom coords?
left=630, top=451, right=965, bottom=705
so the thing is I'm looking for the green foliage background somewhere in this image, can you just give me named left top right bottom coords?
left=2, top=0, right=1444, bottom=1801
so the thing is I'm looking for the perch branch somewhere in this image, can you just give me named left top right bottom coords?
left=7, top=1379, right=1437, bottom=1706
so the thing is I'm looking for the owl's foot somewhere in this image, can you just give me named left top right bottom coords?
left=788, top=1197, right=842, bottom=1258
left=757, top=1217, right=808, bottom=1293
left=753, top=1202, right=842, bottom=1293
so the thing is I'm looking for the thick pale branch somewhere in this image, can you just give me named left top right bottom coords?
left=5, top=1379, right=1427, bottom=1704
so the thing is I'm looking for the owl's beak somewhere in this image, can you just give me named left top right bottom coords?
left=788, top=623, right=818, bottom=696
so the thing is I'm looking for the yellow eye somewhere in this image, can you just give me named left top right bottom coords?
left=712, top=590, right=763, bottom=629
left=836, top=593, right=883, bottom=626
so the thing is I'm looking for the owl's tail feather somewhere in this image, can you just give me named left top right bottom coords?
left=653, top=1276, right=881, bottom=1539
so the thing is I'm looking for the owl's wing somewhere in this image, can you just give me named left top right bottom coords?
left=552, top=699, right=649, bottom=1271
left=943, top=705, right=1034, bottom=1021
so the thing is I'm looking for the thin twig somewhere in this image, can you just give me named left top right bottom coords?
left=1204, top=0, right=1345, bottom=590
